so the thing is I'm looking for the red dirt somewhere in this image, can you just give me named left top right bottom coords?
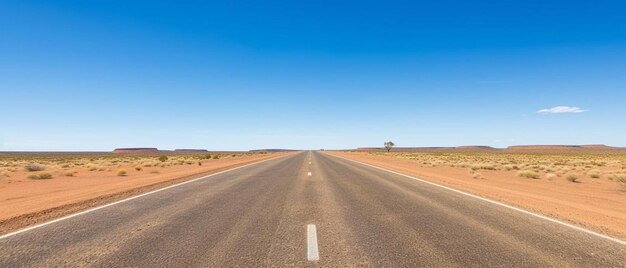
left=327, top=151, right=626, bottom=240
left=0, top=152, right=290, bottom=234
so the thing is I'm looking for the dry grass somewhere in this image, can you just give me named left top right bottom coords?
left=364, top=151, right=626, bottom=185
left=28, top=173, right=53, bottom=180
left=608, top=174, right=626, bottom=183
left=24, top=163, right=45, bottom=172
left=588, top=170, right=601, bottom=178
left=0, top=151, right=258, bottom=181
left=545, top=173, right=557, bottom=180
left=517, top=170, right=540, bottom=179
left=566, top=174, right=580, bottom=183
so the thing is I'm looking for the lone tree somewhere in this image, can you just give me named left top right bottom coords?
left=384, top=141, right=395, bottom=152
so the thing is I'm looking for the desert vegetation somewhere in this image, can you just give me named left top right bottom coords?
left=24, top=163, right=45, bottom=172
left=0, top=151, right=265, bottom=182
left=384, top=141, right=395, bottom=152
left=360, top=151, right=626, bottom=186
left=517, top=170, right=540, bottom=179
left=331, top=150, right=626, bottom=239
left=28, top=173, right=53, bottom=180
left=0, top=150, right=286, bottom=234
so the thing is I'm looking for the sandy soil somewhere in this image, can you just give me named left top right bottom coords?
left=327, top=151, right=626, bottom=240
left=0, top=152, right=290, bottom=234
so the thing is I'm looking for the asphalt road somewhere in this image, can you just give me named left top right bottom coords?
left=1, top=151, right=625, bottom=267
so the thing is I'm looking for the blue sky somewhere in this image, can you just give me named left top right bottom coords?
left=1, top=0, right=625, bottom=151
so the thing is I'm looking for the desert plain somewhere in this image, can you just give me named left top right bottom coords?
left=1, top=147, right=626, bottom=266
left=0, top=151, right=288, bottom=233
left=329, top=146, right=626, bottom=240
left=2, top=146, right=626, bottom=242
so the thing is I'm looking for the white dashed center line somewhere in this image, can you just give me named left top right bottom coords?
left=307, top=224, right=319, bottom=261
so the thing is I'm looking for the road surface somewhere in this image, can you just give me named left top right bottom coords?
left=1, top=151, right=625, bottom=267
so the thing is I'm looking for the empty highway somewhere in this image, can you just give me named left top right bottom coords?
left=1, top=151, right=625, bottom=267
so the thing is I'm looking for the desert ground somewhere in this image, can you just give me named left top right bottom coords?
left=327, top=149, right=626, bottom=240
left=2, top=151, right=624, bottom=267
left=0, top=151, right=288, bottom=233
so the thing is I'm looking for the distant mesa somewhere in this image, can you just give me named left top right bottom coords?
left=112, top=148, right=160, bottom=153
left=113, top=148, right=212, bottom=153
left=353, top=144, right=624, bottom=153
left=356, top=146, right=497, bottom=152
left=505, top=144, right=618, bottom=151
left=455, top=146, right=495, bottom=150
left=174, top=149, right=209, bottom=153
left=249, top=149, right=297, bottom=152
left=580, top=144, right=615, bottom=149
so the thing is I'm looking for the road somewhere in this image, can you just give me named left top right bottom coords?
left=1, top=151, right=625, bottom=267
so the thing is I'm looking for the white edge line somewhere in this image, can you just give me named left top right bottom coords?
left=326, top=153, right=626, bottom=246
left=0, top=153, right=294, bottom=240
left=307, top=224, right=319, bottom=261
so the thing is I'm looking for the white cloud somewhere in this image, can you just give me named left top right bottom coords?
left=537, top=106, right=587, bottom=114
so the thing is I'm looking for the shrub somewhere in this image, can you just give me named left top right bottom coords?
left=504, top=165, right=519, bottom=171
left=135, top=166, right=142, bottom=171
left=24, top=163, right=45, bottom=172
left=471, top=164, right=496, bottom=171
left=198, top=162, right=202, bottom=166
left=205, top=154, right=212, bottom=159
left=611, top=174, right=626, bottom=183
left=64, top=172, right=75, bottom=177
left=517, top=170, right=540, bottom=179
left=39, top=173, right=53, bottom=179
left=28, top=173, right=53, bottom=180
left=158, top=155, right=168, bottom=162
left=117, top=170, right=127, bottom=176
left=566, top=175, right=579, bottom=183
left=212, top=155, right=220, bottom=159
left=545, top=173, right=557, bottom=180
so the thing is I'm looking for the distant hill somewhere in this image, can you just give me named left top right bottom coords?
left=355, top=146, right=499, bottom=152
left=505, top=144, right=625, bottom=152
left=112, top=148, right=241, bottom=154
left=112, top=148, right=160, bottom=153
left=249, top=149, right=298, bottom=152
left=353, top=144, right=626, bottom=153
left=174, top=149, right=209, bottom=153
